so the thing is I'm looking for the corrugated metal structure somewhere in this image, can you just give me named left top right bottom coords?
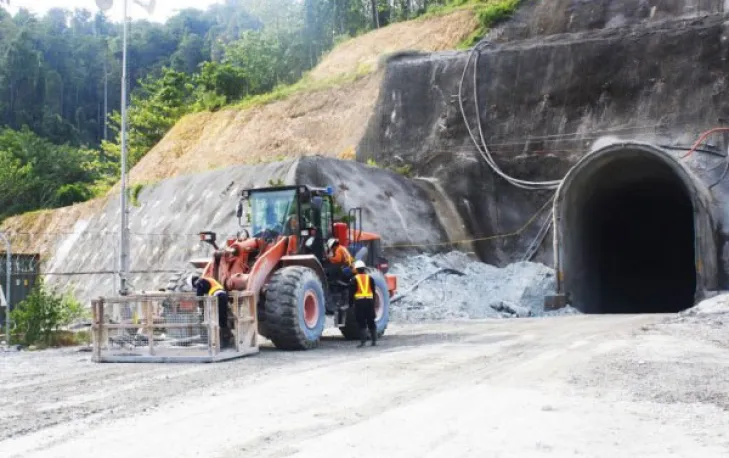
left=0, top=253, right=40, bottom=318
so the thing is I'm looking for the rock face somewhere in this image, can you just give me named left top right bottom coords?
left=497, top=0, right=727, bottom=41
left=358, top=13, right=729, bottom=274
left=45, top=157, right=448, bottom=304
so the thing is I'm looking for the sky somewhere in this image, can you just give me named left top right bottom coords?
left=3, top=0, right=226, bottom=23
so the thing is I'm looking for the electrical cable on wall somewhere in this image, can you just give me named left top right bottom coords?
left=458, top=40, right=561, bottom=191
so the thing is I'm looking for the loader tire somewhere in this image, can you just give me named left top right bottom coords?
left=164, top=270, right=198, bottom=293
left=264, top=266, right=326, bottom=350
left=340, top=269, right=390, bottom=340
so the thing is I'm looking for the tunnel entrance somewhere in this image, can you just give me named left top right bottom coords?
left=554, top=144, right=715, bottom=314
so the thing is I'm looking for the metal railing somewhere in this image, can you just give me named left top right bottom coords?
left=91, top=291, right=258, bottom=363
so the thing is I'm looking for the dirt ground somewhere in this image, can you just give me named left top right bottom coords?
left=2, top=314, right=729, bottom=457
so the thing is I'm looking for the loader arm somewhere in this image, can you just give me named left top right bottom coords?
left=246, top=236, right=289, bottom=301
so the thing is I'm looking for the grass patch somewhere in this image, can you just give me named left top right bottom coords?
left=129, top=183, right=145, bottom=207
left=459, top=0, right=523, bottom=48
left=417, top=0, right=522, bottom=47
left=233, top=63, right=374, bottom=111
left=365, top=157, right=414, bottom=177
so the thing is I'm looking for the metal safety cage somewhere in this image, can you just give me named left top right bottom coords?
left=91, top=291, right=258, bottom=363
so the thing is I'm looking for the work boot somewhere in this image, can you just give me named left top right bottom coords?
left=221, top=328, right=233, bottom=349
left=357, top=329, right=367, bottom=348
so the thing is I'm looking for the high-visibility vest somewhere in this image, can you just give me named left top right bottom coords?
left=331, top=245, right=353, bottom=267
left=354, top=273, right=373, bottom=300
left=202, top=277, right=224, bottom=296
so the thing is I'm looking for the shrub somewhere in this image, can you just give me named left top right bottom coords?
left=10, top=281, right=88, bottom=346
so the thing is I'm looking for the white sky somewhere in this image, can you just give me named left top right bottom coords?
left=3, top=0, right=226, bottom=23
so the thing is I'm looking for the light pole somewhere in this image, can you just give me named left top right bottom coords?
left=0, top=232, right=10, bottom=344
left=96, top=0, right=155, bottom=296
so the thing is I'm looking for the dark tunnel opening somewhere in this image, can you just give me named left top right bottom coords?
left=565, top=154, right=697, bottom=314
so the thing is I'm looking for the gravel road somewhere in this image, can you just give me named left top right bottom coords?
left=2, top=314, right=729, bottom=457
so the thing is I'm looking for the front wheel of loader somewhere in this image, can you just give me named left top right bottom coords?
left=340, top=269, right=390, bottom=340
left=264, top=266, right=326, bottom=350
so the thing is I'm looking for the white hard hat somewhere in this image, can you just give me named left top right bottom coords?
left=305, top=237, right=314, bottom=248
left=327, top=238, right=338, bottom=249
left=186, top=275, right=199, bottom=290
left=354, top=260, right=366, bottom=270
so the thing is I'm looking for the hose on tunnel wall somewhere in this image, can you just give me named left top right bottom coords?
left=460, top=40, right=729, bottom=191
left=458, top=41, right=561, bottom=191
left=681, top=127, right=729, bottom=159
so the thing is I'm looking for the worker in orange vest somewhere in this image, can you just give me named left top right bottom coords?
left=327, top=238, right=354, bottom=285
left=349, top=260, right=377, bottom=347
left=188, top=275, right=231, bottom=347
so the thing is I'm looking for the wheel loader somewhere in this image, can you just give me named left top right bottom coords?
left=166, top=185, right=397, bottom=350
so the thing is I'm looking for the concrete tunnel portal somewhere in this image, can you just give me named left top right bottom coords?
left=553, top=143, right=718, bottom=314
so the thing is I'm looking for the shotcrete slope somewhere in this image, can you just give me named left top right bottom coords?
left=45, top=157, right=447, bottom=304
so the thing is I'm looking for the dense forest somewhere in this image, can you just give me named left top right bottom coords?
left=0, top=0, right=505, bottom=222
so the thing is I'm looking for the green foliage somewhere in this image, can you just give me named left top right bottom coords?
left=103, top=68, right=196, bottom=167
left=130, top=183, right=145, bottom=207
left=0, top=127, right=107, bottom=221
left=457, top=0, right=523, bottom=47
left=391, top=163, right=413, bottom=177
left=10, top=281, right=88, bottom=346
left=332, top=200, right=354, bottom=224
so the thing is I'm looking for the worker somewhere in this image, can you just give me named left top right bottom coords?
left=327, top=238, right=353, bottom=284
left=188, top=275, right=232, bottom=347
left=349, top=260, right=377, bottom=347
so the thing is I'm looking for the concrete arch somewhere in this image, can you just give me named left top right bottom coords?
left=552, top=142, right=718, bottom=313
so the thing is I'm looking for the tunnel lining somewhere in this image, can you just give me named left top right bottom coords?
left=553, top=142, right=717, bottom=313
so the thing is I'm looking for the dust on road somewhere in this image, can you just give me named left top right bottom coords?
left=2, top=315, right=729, bottom=457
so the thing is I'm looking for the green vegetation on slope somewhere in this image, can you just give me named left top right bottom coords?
left=422, top=0, right=523, bottom=47
left=0, top=0, right=521, bottom=224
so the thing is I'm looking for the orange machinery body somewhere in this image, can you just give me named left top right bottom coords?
left=197, top=230, right=396, bottom=300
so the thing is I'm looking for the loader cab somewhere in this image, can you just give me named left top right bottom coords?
left=238, top=185, right=336, bottom=259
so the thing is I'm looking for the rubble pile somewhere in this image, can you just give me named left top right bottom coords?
left=389, top=251, right=580, bottom=322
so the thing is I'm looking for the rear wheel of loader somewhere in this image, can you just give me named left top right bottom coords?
left=340, top=269, right=390, bottom=340
left=264, top=266, right=326, bottom=350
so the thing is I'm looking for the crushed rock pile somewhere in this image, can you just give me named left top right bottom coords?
left=667, top=292, right=729, bottom=327
left=681, top=293, right=729, bottom=316
left=388, top=251, right=580, bottom=322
